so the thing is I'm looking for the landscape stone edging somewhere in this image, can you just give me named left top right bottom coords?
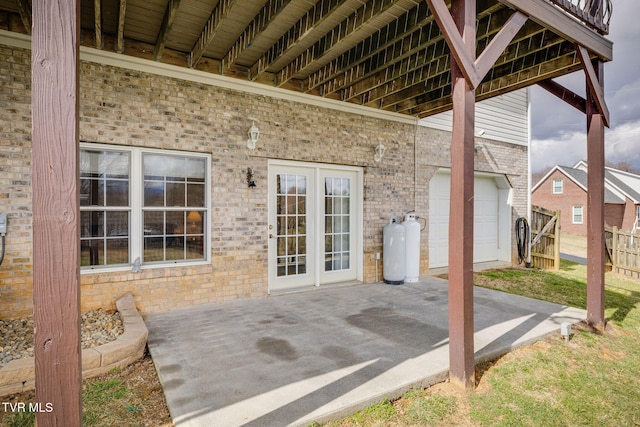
left=0, top=292, right=148, bottom=397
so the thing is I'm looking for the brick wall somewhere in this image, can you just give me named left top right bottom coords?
left=0, top=44, right=528, bottom=318
left=532, top=169, right=634, bottom=235
left=532, top=170, right=588, bottom=235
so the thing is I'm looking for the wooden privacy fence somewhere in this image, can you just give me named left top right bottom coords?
left=530, top=206, right=560, bottom=271
left=606, top=226, right=640, bottom=278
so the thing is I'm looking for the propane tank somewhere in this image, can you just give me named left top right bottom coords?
left=402, top=213, right=421, bottom=282
left=383, top=217, right=405, bottom=284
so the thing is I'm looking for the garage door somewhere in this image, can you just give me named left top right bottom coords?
left=428, top=173, right=500, bottom=268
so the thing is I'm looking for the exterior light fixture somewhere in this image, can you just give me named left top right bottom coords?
left=374, top=143, right=386, bottom=162
left=247, top=120, right=260, bottom=150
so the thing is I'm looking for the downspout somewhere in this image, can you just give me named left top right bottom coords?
left=527, top=87, right=532, bottom=266
left=414, top=116, right=420, bottom=212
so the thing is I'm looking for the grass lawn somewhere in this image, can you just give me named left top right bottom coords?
left=320, top=260, right=640, bottom=426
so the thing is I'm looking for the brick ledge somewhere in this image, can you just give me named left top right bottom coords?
left=0, top=292, right=148, bottom=397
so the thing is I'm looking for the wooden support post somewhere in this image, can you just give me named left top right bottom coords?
left=448, top=0, right=476, bottom=390
left=32, top=0, right=82, bottom=425
left=586, top=58, right=606, bottom=328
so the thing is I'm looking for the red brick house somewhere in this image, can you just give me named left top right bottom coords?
left=532, top=161, right=640, bottom=236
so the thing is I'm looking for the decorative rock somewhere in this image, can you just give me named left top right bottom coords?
left=0, top=309, right=124, bottom=368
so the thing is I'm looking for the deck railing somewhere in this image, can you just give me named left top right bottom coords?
left=549, top=0, right=613, bottom=34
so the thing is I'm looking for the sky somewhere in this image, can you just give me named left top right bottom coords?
left=530, top=0, right=640, bottom=173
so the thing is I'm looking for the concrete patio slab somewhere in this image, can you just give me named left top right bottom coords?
left=145, top=277, right=585, bottom=427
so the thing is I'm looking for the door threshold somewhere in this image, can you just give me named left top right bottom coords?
left=268, top=280, right=363, bottom=297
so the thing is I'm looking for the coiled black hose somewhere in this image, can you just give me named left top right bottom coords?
left=515, top=217, right=530, bottom=266
left=0, top=234, right=5, bottom=266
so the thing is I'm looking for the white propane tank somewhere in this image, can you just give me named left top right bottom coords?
left=402, top=213, right=421, bottom=282
left=383, top=217, right=405, bottom=284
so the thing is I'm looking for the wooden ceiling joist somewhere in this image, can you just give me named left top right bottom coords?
left=189, top=0, right=238, bottom=68
left=307, top=2, right=434, bottom=93
left=320, top=4, right=516, bottom=101
left=15, top=0, right=31, bottom=35
left=94, top=0, right=103, bottom=49
left=222, top=0, right=293, bottom=73
left=276, top=0, right=398, bottom=86
left=249, top=0, right=348, bottom=81
left=154, top=0, right=180, bottom=61
left=115, top=0, right=127, bottom=54
left=410, top=50, right=582, bottom=116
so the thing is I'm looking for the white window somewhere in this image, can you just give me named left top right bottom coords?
left=80, top=144, right=209, bottom=270
left=636, top=205, right=640, bottom=221
left=572, top=206, right=584, bottom=224
left=553, top=179, right=563, bottom=194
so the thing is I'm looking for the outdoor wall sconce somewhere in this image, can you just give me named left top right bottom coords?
left=247, top=120, right=260, bottom=150
left=247, top=167, right=256, bottom=188
left=374, top=143, right=386, bottom=162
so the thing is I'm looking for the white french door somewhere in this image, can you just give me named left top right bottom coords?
left=268, top=162, right=362, bottom=292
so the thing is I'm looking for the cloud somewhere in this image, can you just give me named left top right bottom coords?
left=530, top=0, right=640, bottom=173
left=531, top=119, right=640, bottom=173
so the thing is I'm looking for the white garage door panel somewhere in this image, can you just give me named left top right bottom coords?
left=429, top=173, right=500, bottom=268
left=474, top=178, right=499, bottom=263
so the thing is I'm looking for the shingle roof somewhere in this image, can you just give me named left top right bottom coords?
left=557, top=166, right=625, bottom=204
left=605, top=170, right=640, bottom=203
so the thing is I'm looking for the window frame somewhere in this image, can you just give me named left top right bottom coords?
left=80, top=143, right=211, bottom=273
left=552, top=179, right=563, bottom=194
left=572, top=206, right=584, bottom=224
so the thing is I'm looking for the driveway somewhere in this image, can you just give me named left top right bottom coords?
left=145, top=278, right=585, bottom=427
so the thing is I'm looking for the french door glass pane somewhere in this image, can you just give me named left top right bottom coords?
left=276, top=174, right=307, bottom=277
left=324, top=177, right=351, bottom=272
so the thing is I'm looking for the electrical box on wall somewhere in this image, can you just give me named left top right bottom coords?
left=0, top=213, right=6, bottom=234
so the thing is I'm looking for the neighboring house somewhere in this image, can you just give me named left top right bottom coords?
left=532, top=161, right=640, bottom=236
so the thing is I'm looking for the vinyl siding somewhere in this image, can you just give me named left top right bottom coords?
left=419, top=89, right=529, bottom=146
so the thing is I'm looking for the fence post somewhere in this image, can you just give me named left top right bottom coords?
left=553, top=210, right=560, bottom=271
left=612, top=226, right=618, bottom=273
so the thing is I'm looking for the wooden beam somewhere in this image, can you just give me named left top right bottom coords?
left=32, top=0, right=82, bottom=425
left=475, top=11, right=527, bottom=81
left=497, top=0, right=612, bottom=61
left=586, top=58, right=606, bottom=328
left=537, top=79, right=586, bottom=113
left=115, top=0, right=127, bottom=54
left=189, top=0, right=238, bottom=68
left=153, top=0, right=180, bottom=61
left=94, top=0, right=103, bottom=49
left=15, top=0, right=31, bottom=35
left=447, top=0, right=476, bottom=390
left=426, top=0, right=480, bottom=88
left=577, top=44, right=610, bottom=127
